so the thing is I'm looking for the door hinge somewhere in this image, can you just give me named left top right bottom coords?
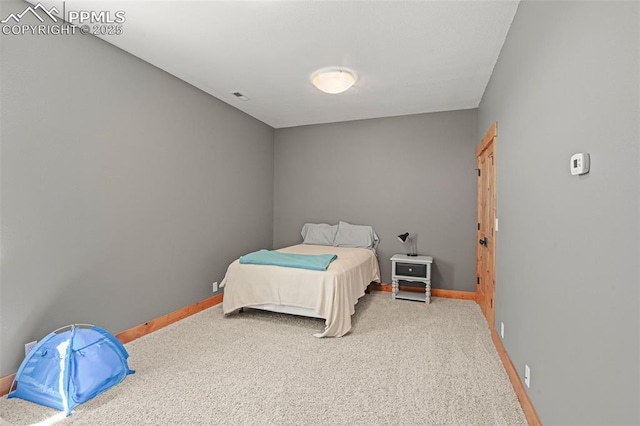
left=476, top=168, right=481, bottom=177
left=477, top=276, right=480, bottom=285
left=477, top=223, right=480, bottom=230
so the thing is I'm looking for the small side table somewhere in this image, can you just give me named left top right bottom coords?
left=390, top=254, right=433, bottom=304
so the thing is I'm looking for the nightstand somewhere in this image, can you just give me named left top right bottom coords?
left=390, top=254, right=433, bottom=304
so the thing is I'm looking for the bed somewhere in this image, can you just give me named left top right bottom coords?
left=220, top=222, right=381, bottom=337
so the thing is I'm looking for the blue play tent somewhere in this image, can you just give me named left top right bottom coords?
left=8, top=324, right=134, bottom=415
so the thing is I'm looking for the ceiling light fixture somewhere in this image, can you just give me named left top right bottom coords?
left=311, top=68, right=357, bottom=94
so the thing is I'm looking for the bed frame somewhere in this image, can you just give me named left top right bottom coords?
left=242, top=304, right=324, bottom=319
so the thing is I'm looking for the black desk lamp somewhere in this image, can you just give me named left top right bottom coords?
left=397, top=232, right=417, bottom=256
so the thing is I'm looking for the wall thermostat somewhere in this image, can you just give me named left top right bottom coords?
left=570, top=153, right=590, bottom=176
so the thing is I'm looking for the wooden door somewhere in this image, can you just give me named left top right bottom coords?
left=476, top=123, right=497, bottom=328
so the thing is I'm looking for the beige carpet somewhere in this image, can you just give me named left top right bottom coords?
left=0, top=293, right=526, bottom=425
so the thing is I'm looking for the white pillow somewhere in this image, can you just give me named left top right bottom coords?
left=301, top=223, right=338, bottom=246
left=333, top=221, right=379, bottom=250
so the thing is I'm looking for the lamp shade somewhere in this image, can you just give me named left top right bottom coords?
left=397, top=232, right=410, bottom=243
left=312, top=69, right=357, bottom=94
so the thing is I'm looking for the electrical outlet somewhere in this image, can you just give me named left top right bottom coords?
left=25, top=340, right=37, bottom=357
left=500, top=322, right=505, bottom=339
left=212, top=281, right=218, bottom=293
left=524, top=364, right=531, bottom=388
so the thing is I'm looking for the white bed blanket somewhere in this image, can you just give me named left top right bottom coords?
left=221, top=244, right=380, bottom=337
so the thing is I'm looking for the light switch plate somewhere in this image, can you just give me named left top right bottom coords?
left=25, top=340, right=37, bottom=357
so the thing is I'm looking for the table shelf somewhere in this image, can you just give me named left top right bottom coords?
left=394, top=290, right=427, bottom=302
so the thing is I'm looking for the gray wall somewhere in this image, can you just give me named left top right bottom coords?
left=274, top=110, right=478, bottom=290
left=0, top=1, right=274, bottom=376
left=478, top=1, right=639, bottom=424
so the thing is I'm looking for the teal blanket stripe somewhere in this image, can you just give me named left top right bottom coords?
left=239, top=250, right=337, bottom=271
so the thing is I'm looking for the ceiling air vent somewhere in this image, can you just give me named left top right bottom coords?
left=232, top=92, right=250, bottom=101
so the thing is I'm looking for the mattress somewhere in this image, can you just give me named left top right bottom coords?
left=220, top=244, right=380, bottom=337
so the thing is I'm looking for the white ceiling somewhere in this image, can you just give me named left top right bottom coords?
left=36, top=0, right=520, bottom=128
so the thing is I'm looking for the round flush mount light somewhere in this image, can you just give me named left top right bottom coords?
left=311, top=68, right=358, bottom=94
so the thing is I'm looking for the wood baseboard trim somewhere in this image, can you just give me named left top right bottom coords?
left=0, top=293, right=224, bottom=397
left=0, top=373, right=16, bottom=397
left=491, top=329, right=541, bottom=426
left=369, top=283, right=476, bottom=300
left=117, top=293, right=223, bottom=344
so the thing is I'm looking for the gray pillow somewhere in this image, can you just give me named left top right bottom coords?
left=333, top=221, right=379, bottom=249
left=301, top=223, right=338, bottom=246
